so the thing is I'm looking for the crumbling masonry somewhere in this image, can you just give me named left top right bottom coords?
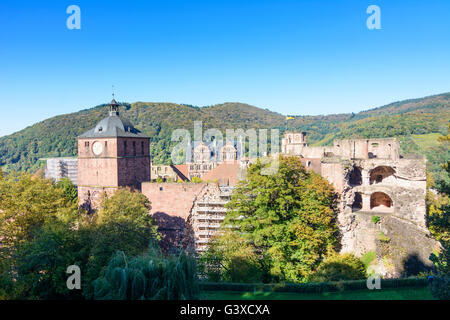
left=282, top=133, right=440, bottom=277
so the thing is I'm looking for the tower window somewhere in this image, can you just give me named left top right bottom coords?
left=141, top=141, right=144, bottom=155
left=85, top=141, right=89, bottom=147
left=124, top=141, right=127, bottom=154
left=133, top=141, right=136, bottom=156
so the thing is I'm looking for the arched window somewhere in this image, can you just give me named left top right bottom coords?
left=369, top=166, right=395, bottom=185
left=370, top=192, right=393, bottom=211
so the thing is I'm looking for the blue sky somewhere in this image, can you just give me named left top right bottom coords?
left=1, top=0, right=449, bottom=137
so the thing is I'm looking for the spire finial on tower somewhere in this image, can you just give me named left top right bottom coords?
left=109, top=85, right=119, bottom=116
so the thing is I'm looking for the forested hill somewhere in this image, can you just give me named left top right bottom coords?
left=0, top=93, right=449, bottom=179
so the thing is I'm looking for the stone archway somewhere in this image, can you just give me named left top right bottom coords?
left=369, top=166, right=395, bottom=185
left=370, top=192, right=393, bottom=211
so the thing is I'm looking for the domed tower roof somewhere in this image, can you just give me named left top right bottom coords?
left=78, top=98, right=148, bottom=139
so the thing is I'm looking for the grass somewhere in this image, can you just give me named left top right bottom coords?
left=410, top=133, right=443, bottom=150
left=201, top=287, right=434, bottom=300
left=361, top=251, right=376, bottom=269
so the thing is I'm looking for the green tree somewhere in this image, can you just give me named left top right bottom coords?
left=0, top=175, right=161, bottom=300
left=0, top=172, right=78, bottom=247
left=93, top=244, right=199, bottom=300
left=199, top=231, right=262, bottom=283
left=55, top=177, right=78, bottom=204
left=427, top=126, right=450, bottom=299
left=0, top=173, right=79, bottom=299
left=80, top=188, right=160, bottom=298
left=12, top=220, right=83, bottom=299
left=224, top=155, right=339, bottom=282
left=427, top=126, right=450, bottom=248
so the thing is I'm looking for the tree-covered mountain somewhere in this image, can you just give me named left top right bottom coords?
left=0, top=93, right=449, bottom=180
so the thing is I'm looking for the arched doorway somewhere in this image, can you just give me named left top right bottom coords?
left=370, top=192, right=393, bottom=211
left=369, top=166, right=395, bottom=185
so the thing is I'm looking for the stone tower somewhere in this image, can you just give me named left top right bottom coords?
left=77, top=97, right=150, bottom=211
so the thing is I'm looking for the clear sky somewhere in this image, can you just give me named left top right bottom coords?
left=1, top=0, right=449, bottom=137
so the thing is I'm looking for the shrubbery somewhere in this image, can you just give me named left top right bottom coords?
left=93, top=244, right=199, bottom=300
left=199, top=231, right=262, bottom=283
left=310, top=253, right=367, bottom=282
left=0, top=173, right=161, bottom=300
left=430, top=276, right=450, bottom=300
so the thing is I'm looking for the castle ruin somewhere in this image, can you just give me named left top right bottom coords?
left=281, top=132, right=440, bottom=277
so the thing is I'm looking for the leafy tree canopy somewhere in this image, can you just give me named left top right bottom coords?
left=224, top=155, right=339, bottom=282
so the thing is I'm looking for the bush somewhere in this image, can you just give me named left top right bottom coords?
left=93, top=245, right=199, bottom=300
left=199, top=231, right=262, bottom=283
left=199, top=277, right=428, bottom=294
left=361, top=251, right=376, bottom=269
left=55, top=177, right=78, bottom=204
left=430, top=276, right=450, bottom=300
left=311, top=253, right=367, bottom=282
left=190, top=176, right=203, bottom=183
left=372, top=216, right=380, bottom=224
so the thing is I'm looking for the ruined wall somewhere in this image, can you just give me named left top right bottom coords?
left=141, top=182, right=208, bottom=250
left=320, top=160, right=346, bottom=193
left=338, top=158, right=437, bottom=277
left=333, top=138, right=399, bottom=160
left=281, top=132, right=437, bottom=278
left=77, top=185, right=118, bottom=212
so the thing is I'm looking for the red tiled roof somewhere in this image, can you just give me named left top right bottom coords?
left=172, top=164, right=189, bottom=181
left=202, top=161, right=240, bottom=186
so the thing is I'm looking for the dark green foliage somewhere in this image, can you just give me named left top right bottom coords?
left=311, top=253, right=367, bottom=282
left=199, top=277, right=428, bottom=294
left=430, top=276, right=450, bottom=300
left=12, top=221, right=84, bottom=300
left=199, top=232, right=263, bottom=283
left=93, top=246, right=199, bottom=300
left=56, top=177, right=78, bottom=204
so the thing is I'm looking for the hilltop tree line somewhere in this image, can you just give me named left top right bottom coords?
left=0, top=94, right=448, bottom=182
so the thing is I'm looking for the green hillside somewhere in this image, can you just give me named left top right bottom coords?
left=0, top=93, right=449, bottom=180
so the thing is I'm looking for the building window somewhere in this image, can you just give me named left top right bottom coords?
left=133, top=141, right=136, bottom=156
left=85, top=141, right=89, bottom=147
left=105, top=141, right=107, bottom=147
left=124, top=141, right=127, bottom=154
left=141, top=141, right=145, bottom=155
